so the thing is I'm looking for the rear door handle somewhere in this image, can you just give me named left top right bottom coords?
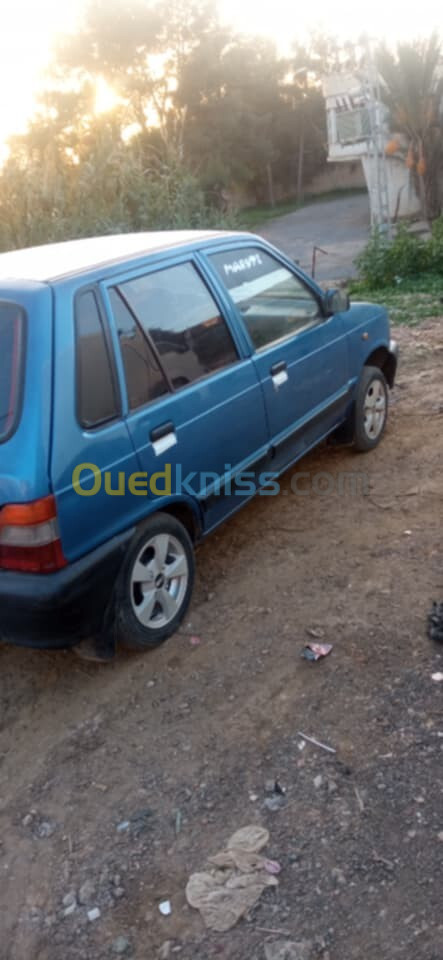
left=150, top=421, right=175, bottom=442
left=270, top=361, right=287, bottom=376
left=150, top=420, right=177, bottom=456
left=270, top=360, right=288, bottom=389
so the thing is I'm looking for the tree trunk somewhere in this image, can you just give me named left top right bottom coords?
left=296, top=116, right=305, bottom=203
left=266, top=163, right=275, bottom=208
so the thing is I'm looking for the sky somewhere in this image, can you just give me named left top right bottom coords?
left=0, top=0, right=440, bottom=147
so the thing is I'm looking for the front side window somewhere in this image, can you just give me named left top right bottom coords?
left=0, top=302, right=25, bottom=442
left=109, top=288, right=169, bottom=410
left=210, top=248, right=322, bottom=350
left=117, top=262, right=238, bottom=389
left=75, top=290, right=118, bottom=428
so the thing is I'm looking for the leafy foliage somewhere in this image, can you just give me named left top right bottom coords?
left=377, top=34, right=443, bottom=219
left=349, top=272, right=443, bottom=326
left=0, top=129, right=236, bottom=252
left=355, top=219, right=443, bottom=289
left=426, top=214, right=443, bottom=272
left=0, top=0, right=332, bottom=251
left=353, top=217, right=443, bottom=327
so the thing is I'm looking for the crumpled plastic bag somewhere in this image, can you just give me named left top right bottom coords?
left=186, top=825, right=280, bottom=932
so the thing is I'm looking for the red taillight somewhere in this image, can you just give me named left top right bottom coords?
left=0, top=496, right=67, bottom=573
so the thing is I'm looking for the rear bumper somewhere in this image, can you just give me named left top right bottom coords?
left=0, top=529, right=133, bottom=649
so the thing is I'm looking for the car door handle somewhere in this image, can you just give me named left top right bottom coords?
left=150, top=421, right=177, bottom=456
left=270, top=360, right=289, bottom=389
left=270, top=361, right=287, bottom=376
left=150, top=421, right=175, bottom=442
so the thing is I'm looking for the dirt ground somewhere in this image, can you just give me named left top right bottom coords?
left=1, top=320, right=442, bottom=960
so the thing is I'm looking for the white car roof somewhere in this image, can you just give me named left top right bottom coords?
left=0, top=230, right=234, bottom=283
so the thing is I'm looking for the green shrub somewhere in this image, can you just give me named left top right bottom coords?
left=427, top=216, right=443, bottom=272
left=0, top=142, right=237, bottom=253
left=355, top=230, right=391, bottom=287
left=356, top=218, right=443, bottom=290
left=355, top=225, right=430, bottom=288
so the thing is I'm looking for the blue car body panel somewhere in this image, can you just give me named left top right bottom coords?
left=0, top=280, right=53, bottom=503
left=0, top=230, right=397, bottom=646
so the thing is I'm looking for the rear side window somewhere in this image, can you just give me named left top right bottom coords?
left=117, top=262, right=238, bottom=390
left=108, top=288, right=169, bottom=410
left=75, top=290, right=118, bottom=428
left=0, top=302, right=25, bottom=443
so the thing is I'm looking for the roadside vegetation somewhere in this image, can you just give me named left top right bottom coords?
left=0, top=0, right=440, bottom=254
left=350, top=218, right=443, bottom=325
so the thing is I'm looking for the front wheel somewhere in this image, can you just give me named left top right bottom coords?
left=353, top=365, right=388, bottom=452
left=114, top=513, right=195, bottom=651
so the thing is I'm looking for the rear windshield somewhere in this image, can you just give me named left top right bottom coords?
left=0, top=302, right=25, bottom=442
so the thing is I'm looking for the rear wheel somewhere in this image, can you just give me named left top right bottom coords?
left=353, top=365, right=388, bottom=452
left=114, top=513, right=195, bottom=650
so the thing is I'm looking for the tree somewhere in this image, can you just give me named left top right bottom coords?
left=55, top=0, right=222, bottom=157
left=0, top=2, right=344, bottom=251
left=51, top=0, right=327, bottom=204
left=377, top=34, right=443, bottom=220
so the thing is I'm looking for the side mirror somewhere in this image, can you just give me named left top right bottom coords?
left=324, top=288, right=350, bottom=316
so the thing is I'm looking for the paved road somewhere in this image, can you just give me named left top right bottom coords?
left=258, top=192, right=371, bottom=282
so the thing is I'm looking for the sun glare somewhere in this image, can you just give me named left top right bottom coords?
left=0, top=0, right=78, bottom=146
left=0, top=0, right=440, bottom=148
left=94, top=77, right=118, bottom=115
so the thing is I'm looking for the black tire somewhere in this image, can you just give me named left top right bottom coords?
left=353, top=365, right=388, bottom=452
left=113, top=512, right=195, bottom=651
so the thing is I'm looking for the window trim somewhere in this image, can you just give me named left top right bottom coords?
left=0, top=300, right=27, bottom=445
left=74, top=285, right=121, bottom=431
left=111, top=285, right=173, bottom=411
left=111, top=258, right=242, bottom=399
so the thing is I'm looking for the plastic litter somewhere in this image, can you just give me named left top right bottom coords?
left=273, top=780, right=285, bottom=795
left=87, top=907, right=101, bottom=922
left=130, top=807, right=154, bottom=836
left=263, top=780, right=287, bottom=812
left=186, top=825, right=280, bottom=931
left=190, top=635, right=202, bottom=646
left=265, top=779, right=285, bottom=795
left=431, top=672, right=443, bottom=682
left=428, top=601, right=443, bottom=644
left=264, top=795, right=286, bottom=812
left=158, top=900, right=172, bottom=916
left=302, top=642, right=333, bottom=661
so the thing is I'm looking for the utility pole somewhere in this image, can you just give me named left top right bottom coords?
left=296, top=108, right=305, bottom=203
left=364, top=36, right=392, bottom=238
left=294, top=66, right=307, bottom=204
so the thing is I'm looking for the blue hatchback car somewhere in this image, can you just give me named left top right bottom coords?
left=0, top=231, right=397, bottom=658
